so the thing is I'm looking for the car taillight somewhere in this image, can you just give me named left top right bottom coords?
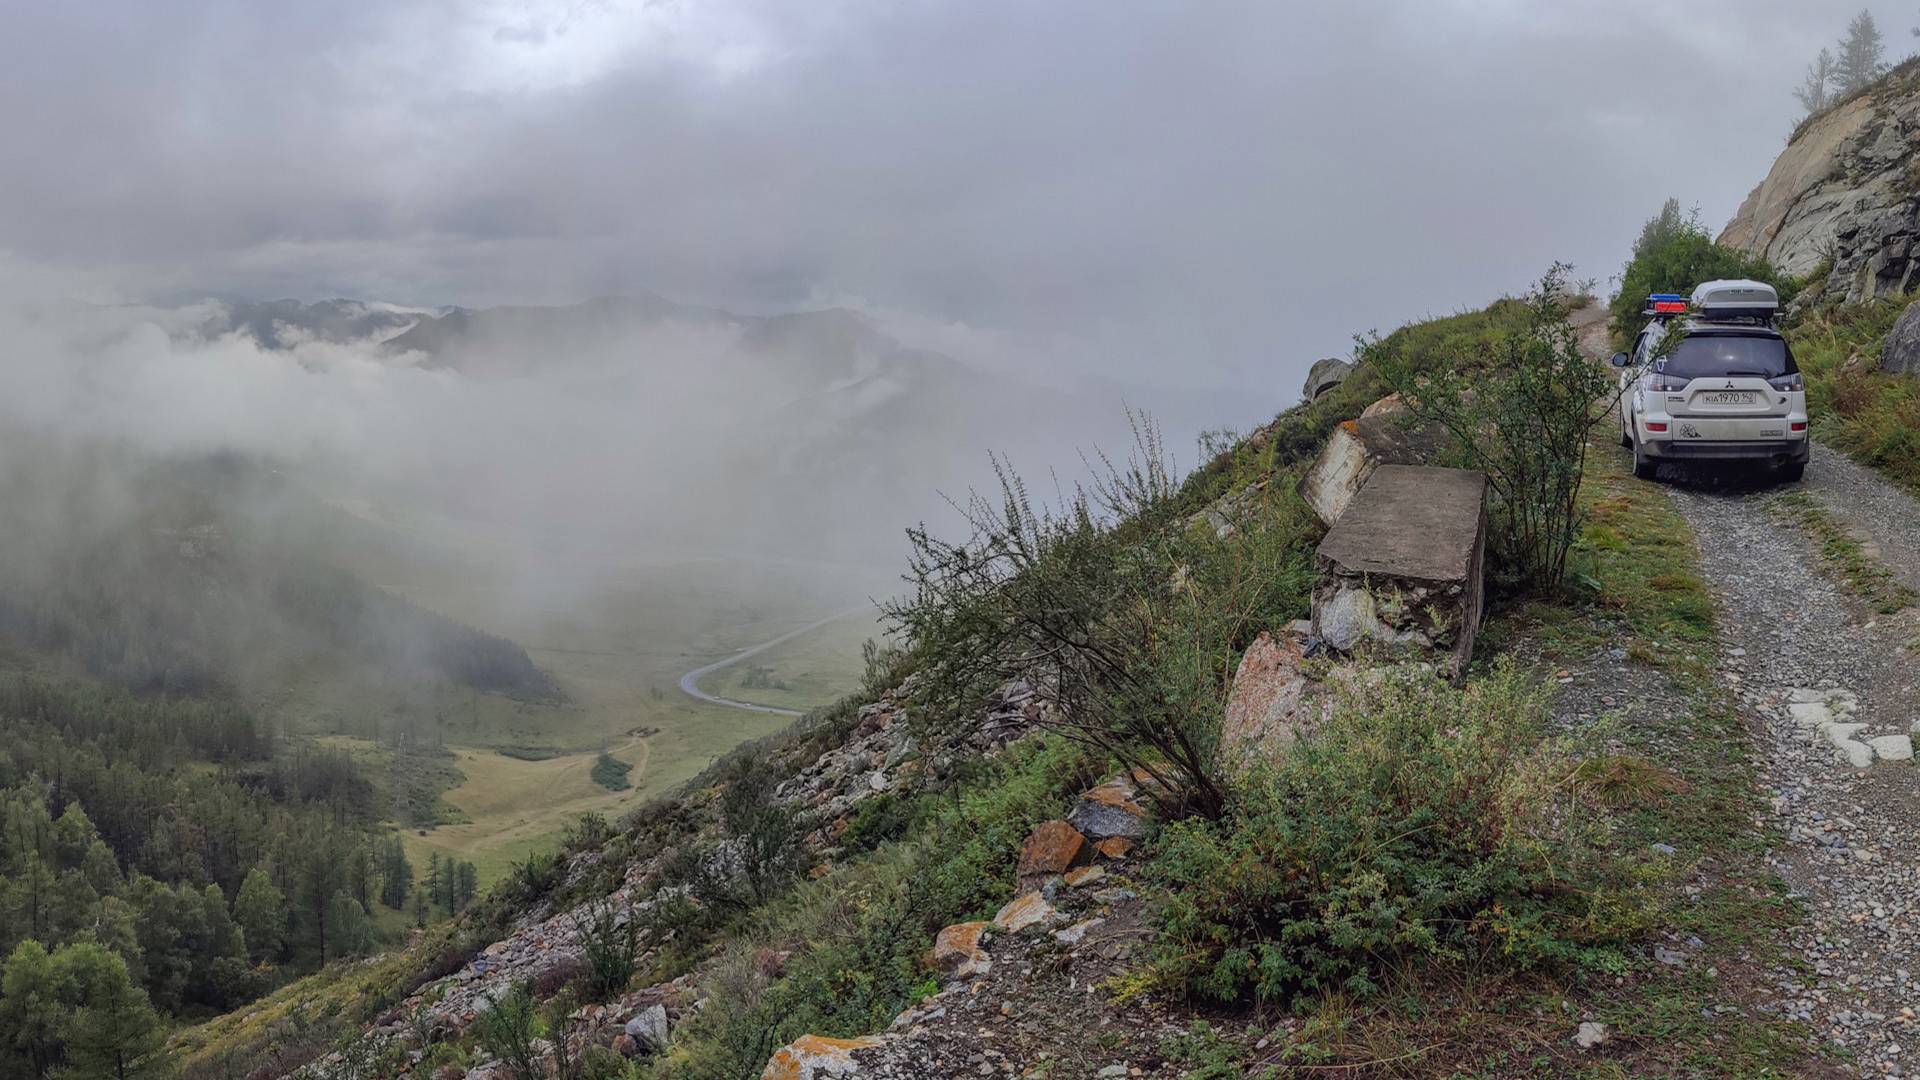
left=1791, top=421, right=1808, bottom=433
left=1645, top=421, right=1669, bottom=433
left=1650, top=373, right=1690, bottom=391
left=1769, top=373, right=1804, bottom=391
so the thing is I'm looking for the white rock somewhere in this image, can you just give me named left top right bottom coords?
left=1835, top=740, right=1875, bottom=769
left=1789, top=687, right=1828, bottom=703
left=1824, top=722, right=1868, bottom=745
left=1574, top=1022, right=1609, bottom=1049
left=1789, top=702, right=1833, bottom=728
left=1870, top=735, right=1914, bottom=762
left=1054, top=918, right=1106, bottom=946
left=624, top=1004, right=669, bottom=1050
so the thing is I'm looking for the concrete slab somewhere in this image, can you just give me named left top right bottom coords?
left=1312, top=465, right=1488, bottom=675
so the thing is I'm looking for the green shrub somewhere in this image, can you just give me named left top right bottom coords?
left=838, top=791, right=917, bottom=852
left=1367, top=266, right=1618, bottom=593
left=1610, top=200, right=1796, bottom=351
left=572, top=899, right=642, bottom=1002
left=1789, top=297, right=1920, bottom=493
left=590, top=753, right=633, bottom=792
left=889, top=418, right=1316, bottom=819
left=1149, top=664, right=1623, bottom=1004
left=473, top=981, right=543, bottom=1080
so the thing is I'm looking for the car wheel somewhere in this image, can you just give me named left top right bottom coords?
left=1778, top=461, right=1806, bottom=483
left=1632, top=438, right=1657, bottom=481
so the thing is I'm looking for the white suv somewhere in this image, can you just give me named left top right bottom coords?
left=1613, top=279, right=1809, bottom=482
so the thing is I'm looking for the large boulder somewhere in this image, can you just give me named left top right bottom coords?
left=1298, top=413, right=1450, bottom=526
left=623, top=1004, right=669, bottom=1054
left=1883, top=297, right=1920, bottom=376
left=1219, top=630, right=1323, bottom=764
left=1302, top=357, right=1354, bottom=400
left=931, top=921, right=992, bottom=978
left=1312, top=465, right=1488, bottom=676
left=1066, top=776, right=1149, bottom=840
left=1015, top=820, right=1088, bottom=877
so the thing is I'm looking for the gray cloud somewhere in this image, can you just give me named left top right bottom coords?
left=0, top=0, right=1903, bottom=430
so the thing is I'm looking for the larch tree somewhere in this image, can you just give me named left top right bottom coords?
left=1795, top=47, right=1837, bottom=115
left=1836, top=10, right=1888, bottom=95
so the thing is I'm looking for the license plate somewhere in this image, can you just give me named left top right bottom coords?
left=1700, top=391, right=1755, bottom=405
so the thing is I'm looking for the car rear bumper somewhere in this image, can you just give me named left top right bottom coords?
left=1639, top=438, right=1810, bottom=463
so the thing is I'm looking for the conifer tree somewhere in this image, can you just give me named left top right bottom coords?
left=1836, top=10, right=1888, bottom=94
left=232, top=869, right=286, bottom=966
left=57, top=941, right=163, bottom=1080
left=1795, top=47, right=1837, bottom=115
left=0, top=940, right=66, bottom=1077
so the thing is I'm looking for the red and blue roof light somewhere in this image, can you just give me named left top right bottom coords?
left=1642, top=293, right=1688, bottom=316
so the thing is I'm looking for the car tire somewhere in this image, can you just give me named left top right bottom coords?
left=1632, top=439, right=1657, bottom=481
left=1778, top=461, right=1806, bottom=483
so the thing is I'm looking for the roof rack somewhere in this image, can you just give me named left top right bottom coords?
left=1690, top=279, right=1778, bottom=324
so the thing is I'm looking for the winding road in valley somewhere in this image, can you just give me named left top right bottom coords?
left=678, top=606, right=876, bottom=716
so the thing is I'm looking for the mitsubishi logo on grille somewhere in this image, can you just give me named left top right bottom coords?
left=1723, top=380, right=1736, bottom=389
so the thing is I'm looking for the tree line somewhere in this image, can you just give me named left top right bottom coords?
left=1795, top=9, right=1897, bottom=118
left=0, top=673, right=478, bottom=1079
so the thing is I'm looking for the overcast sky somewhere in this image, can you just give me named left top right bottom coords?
left=0, top=0, right=1905, bottom=422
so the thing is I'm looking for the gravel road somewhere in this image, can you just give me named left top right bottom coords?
left=1666, top=458, right=1920, bottom=1077
left=1807, top=452, right=1920, bottom=595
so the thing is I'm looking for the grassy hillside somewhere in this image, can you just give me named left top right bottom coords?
left=150, top=279, right=1839, bottom=1079
left=1788, top=297, right=1920, bottom=493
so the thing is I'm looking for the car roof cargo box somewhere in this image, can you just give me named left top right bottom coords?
left=1691, top=279, right=1778, bottom=322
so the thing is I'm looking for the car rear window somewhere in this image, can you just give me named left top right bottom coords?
left=1660, top=333, right=1795, bottom=379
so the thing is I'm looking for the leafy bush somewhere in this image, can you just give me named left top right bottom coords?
left=572, top=899, right=642, bottom=1002
left=590, top=753, right=633, bottom=792
left=1610, top=200, right=1795, bottom=351
left=473, top=981, right=543, bottom=1080
left=888, top=417, right=1315, bottom=818
left=1149, top=664, right=1624, bottom=1004
left=1367, top=265, right=1618, bottom=593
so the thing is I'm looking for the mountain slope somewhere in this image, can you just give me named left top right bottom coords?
left=1720, top=58, right=1920, bottom=303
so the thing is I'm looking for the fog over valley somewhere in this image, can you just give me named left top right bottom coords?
left=0, top=3, right=1914, bottom=1074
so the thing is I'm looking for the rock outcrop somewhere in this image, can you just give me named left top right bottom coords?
left=1720, top=63, right=1920, bottom=303
left=1219, top=629, right=1323, bottom=763
left=1312, top=465, right=1488, bottom=675
left=1298, top=413, right=1449, bottom=526
left=1302, top=357, right=1354, bottom=401
left=1882, top=297, right=1920, bottom=376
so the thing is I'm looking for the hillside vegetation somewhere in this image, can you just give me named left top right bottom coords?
left=136, top=263, right=1847, bottom=1080
left=1790, top=298, right=1920, bottom=493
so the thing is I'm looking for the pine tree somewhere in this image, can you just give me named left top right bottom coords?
left=56, top=941, right=164, bottom=1080
left=423, top=852, right=442, bottom=918
left=411, top=883, right=428, bottom=929
left=322, top=891, right=373, bottom=962
left=378, top=837, right=413, bottom=910
left=1836, top=10, right=1888, bottom=95
left=1795, top=47, right=1837, bottom=115
left=454, top=862, right=478, bottom=912
left=232, top=869, right=286, bottom=966
left=0, top=940, right=67, bottom=1077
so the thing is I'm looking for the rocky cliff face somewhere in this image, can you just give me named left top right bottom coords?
left=1720, top=61, right=1920, bottom=302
